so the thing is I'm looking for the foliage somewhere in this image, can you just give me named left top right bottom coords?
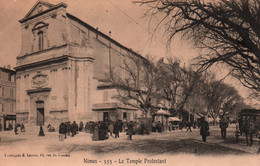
left=136, top=0, right=260, bottom=99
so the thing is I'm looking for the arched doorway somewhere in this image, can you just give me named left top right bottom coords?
left=36, top=101, right=44, bottom=126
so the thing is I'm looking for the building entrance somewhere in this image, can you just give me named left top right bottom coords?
left=103, top=112, right=109, bottom=122
left=36, top=101, right=44, bottom=126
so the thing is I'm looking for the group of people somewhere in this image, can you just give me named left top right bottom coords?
left=199, top=116, right=229, bottom=142
left=92, top=120, right=135, bottom=141
left=58, top=121, right=82, bottom=141
left=152, top=121, right=163, bottom=132
left=238, top=117, right=258, bottom=146
left=55, top=120, right=136, bottom=141
left=12, top=123, right=25, bottom=135
left=38, top=121, right=84, bottom=140
left=33, top=116, right=260, bottom=147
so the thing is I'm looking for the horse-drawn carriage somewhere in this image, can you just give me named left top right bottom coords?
left=236, top=109, right=260, bottom=145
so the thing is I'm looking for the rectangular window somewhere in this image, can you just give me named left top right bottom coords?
left=10, top=88, right=13, bottom=97
left=2, top=103, right=4, bottom=112
left=38, top=31, right=44, bottom=51
left=11, top=103, right=14, bottom=113
left=0, top=103, right=2, bottom=112
left=2, top=87, right=4, bottom=96
left=103, top=91, right=108, bottom=102
left=123, top=112, right=127, bottom=119
left=8, top=74, right=11, bottom=81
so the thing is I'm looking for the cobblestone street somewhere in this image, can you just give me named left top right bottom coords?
left=1, top=125, right=260, bottom=166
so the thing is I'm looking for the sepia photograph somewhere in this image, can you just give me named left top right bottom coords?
left=0, top=0, right=260, bottom=166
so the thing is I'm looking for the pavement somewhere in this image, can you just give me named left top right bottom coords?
left=0, top=124, right=260, bottom=166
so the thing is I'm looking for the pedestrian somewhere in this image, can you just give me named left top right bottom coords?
left=186, top=121, right=192, bottom=132
left=157, top=121, right=162, bottom=133
left=113, top=121, right=120, bottom=138
left=119, top=120, right=123, bottom=133
left=79, top=121, right=84, bottom=132
left=92, top=124, right=99, bottom=141
left=108, top=122, right=114, bottom=137
left=8, top=123, right=13, bottom=131
left=66, top=121, right=71, bottom=137
left=71, top=121, right=77, bottom=137
left=200, top=117, right=209, bottom=142
left=39, top=124, right=45, bottom=136
left=14, top=123, right=18, bottom=135
left=99, top=122, right=107, bottom=140
left=59, top=122, right=66, bottom=141
left=168, top=123, right=172, bottom=132
left=152, top=121, right=156, bottom=132
left=85, top=122, right=88, bottom=133
left=127, top=121, right=134, bottom=140
left=247, top=119, right=256, bottom=146
left=257, top=133, right=260, bottom=154
left=238, top=116, right=243, bottom=135
left=219, top=118, right=228, bottom=139
left=20, top=123, right=25, bottom=132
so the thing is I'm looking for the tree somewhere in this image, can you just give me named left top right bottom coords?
left=107, top=53, right=160, bottom=117
left=137, top=0, right=260, bottom=99
left=156, top=58, right=203, bottom=119
left=202, top=77, right=242, bottom=124
left=221, top=85, right=243, bottom=116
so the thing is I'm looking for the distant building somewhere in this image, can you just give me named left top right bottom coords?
left=15, top=0, right=142, bottom=128
left=0, top=67, right=16, bottom=131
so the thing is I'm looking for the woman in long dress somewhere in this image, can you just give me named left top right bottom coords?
left=92, top=124, right=99, bottom=141
left=39, top=124, right=45, bottom=136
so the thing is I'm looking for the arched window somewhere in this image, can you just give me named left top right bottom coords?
left=32, top=22, right=49, bottom=52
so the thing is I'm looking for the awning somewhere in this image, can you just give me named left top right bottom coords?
left=156, top=109, right=171, bottom=116
left=169, top=117, right=181, bottom=121
left=4, top=115, right=16, bottom=120
left=92, top=102, right=136, bottom=111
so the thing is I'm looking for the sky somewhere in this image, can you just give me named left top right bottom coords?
left=0, top=0, right=257, bottom=106
left=0, top=0, right=195, bottom=68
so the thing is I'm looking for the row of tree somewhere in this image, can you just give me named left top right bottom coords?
left=135, top=0, right=260, bottom=100
left=105, top=0, right=260, bottom=123
left=107, top=53, right=244, bottom=123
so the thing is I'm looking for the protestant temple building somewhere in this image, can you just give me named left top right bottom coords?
left=15, top=0, right=143, bottom=127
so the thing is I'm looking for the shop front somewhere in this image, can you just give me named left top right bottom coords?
left=92, top=102, right=137, bottom=123
left=4, top=114, right=16, bottom=131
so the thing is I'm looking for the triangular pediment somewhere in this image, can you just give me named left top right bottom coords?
left=19, top=0, right=67, bottom=23
left=23, top=0, right=54, bottom=20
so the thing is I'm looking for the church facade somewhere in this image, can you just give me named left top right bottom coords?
left=15, top=1, right=141, bottom=127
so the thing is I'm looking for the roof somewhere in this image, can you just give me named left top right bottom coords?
left=97, top=81, right=115, bottom=89
left=0, top=67, right=16, bottom=74
left=92, top=102, right=136, bottom=111
left=155, top=109, right=171, bottom=115
left=169, top=117, right=181, bottom=121
left=19, top=0, right=67, bottom=23
left=66, top=13, right=148, bottom=62
left=239, top=109, right=260, bottom=116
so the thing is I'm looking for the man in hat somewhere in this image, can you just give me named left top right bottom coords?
left=219, top=117, right=228, bottom=139
left=200, top=117, right=209, bottom=142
